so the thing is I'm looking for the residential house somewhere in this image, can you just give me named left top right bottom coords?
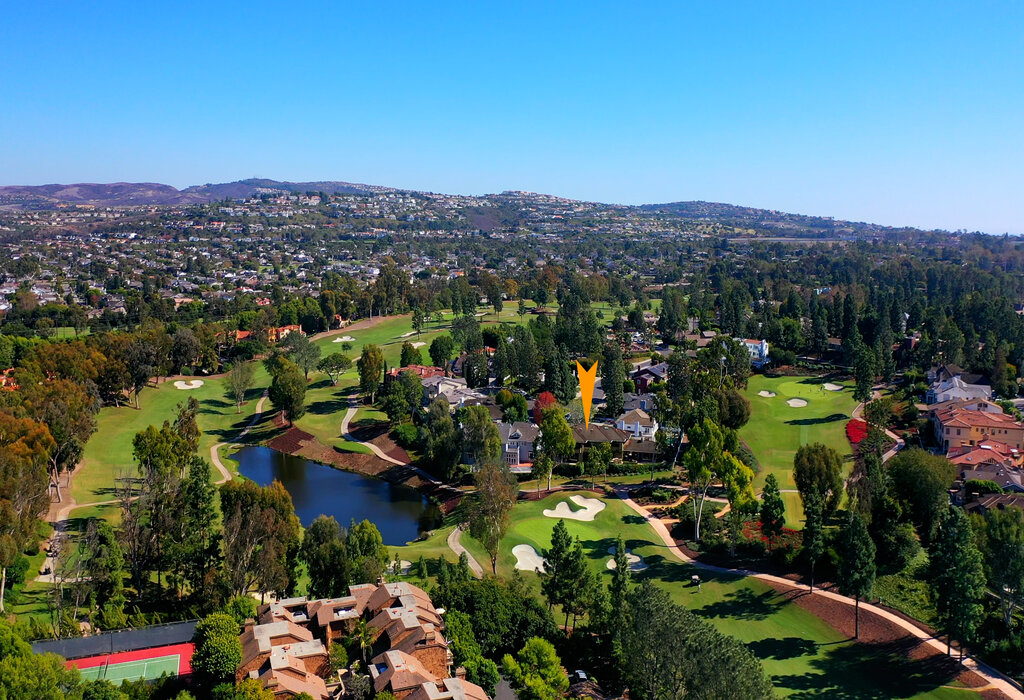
left=622, top=392, right=656, bottom=412
left=632, top=362, right=668, bottom=393
left=247, top=582, right=486, bottom=700
left=369, top=650, right=442, bottom=699
left=926, top=364, right=992, bottom=404
left=496, top=421, right=539, bottom=467
left=269, top=325, right=305, bottom=343
left=422, top=376, right=486, bottom=409
left=406, top=677, right=490, bottom=700
left=947, top=439, right=1021, bottom=470
left=250, top=645, right=332, bottom=699
left=736, top=338, right=770, bottom=368
left=571, top=424, right=630, bottom=459
left=958, top=465, right=1024, bottom=494
left=966, top=493, right=1024, bottom=515
left=615, top=409, right=658, bottom=441
left=932, top=406, right=1024, bottom=453
left=237, top=620, right=329, bottom=683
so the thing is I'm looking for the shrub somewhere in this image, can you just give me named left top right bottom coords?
left=391, top=424, right=420, bottom=449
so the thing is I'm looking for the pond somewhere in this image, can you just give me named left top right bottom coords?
left=233, top=445, right=440, bottom=545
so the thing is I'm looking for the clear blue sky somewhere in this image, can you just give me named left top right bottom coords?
left=1, top=2, right=1022, bottom=233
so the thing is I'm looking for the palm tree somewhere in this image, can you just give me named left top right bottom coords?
left=353, top=618, right=376, bottom=666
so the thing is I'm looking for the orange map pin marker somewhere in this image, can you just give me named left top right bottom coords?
left=576, top=360, right=598, bottom=428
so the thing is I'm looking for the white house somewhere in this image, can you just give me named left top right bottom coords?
left=926, top=365, right=992, bottom=405
left=615, top=409, right=658, bottom=441
left=736, top=338, right=770, bottom=368
left=496, top=422, right=539, bottom=467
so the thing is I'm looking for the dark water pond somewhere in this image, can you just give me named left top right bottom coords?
left=234, top=445, right=440, bottom=545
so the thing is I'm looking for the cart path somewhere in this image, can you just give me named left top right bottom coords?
left=447, top=525, right=484, bottom=578
left=209, top=390, right=269, bottom=484
left=615, top=487, right=1023, bottom=700
left=339, top=396, right=440, bottom=483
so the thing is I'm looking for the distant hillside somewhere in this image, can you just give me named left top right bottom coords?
left=0, top=178, right=386, bottom=208
left=638, top=200, right=924, bottom=237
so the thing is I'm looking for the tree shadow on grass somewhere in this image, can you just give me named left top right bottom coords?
left=306, top=396, right=349, bottom=416
left=772, top=636, right=962, bottom=699
left=205, top=413, right=262, bottom=442
left=695, top=586, right=781, bottom=621
left=747, top=636, right=818, bottom=660
left=199, top=397, right=234, bottom=414
left=622, top=514, right=647, bottom=526
left=786, top=413, right=849, bottom=426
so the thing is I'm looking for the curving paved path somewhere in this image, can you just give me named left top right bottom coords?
left=209, top=390, right=269, bottom=484
left=447, top=525, right=484, bottom=578
left=615, top=487, right=1024, bottom=699
left=339, top=397, right=440, bottom=483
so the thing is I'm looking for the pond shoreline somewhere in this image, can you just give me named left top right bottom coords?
left=233, top=443, right=443, bottom=545
left=262, top=424, right=465, bottom=513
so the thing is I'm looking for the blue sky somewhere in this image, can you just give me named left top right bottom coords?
left=1, top=2, right=1022, bottom=232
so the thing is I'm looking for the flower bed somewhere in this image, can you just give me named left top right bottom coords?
left=846, top=419, right=869, bottom=445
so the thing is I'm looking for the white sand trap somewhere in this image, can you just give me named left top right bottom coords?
left=174, top=380, right=205, bottom=390
left=542, top=495, right=606, bottom=521
left=823, top=382, right=843, bottom=391
left=787, top=398, right=808, bottom=408
left=512, top=544, right=545, bottom=572
left=411, top=341, right=426, bottom=348
left=758, top=390, right=776, bottom=398
left=333, top=335, right=356, bottom=343
left=388, top=559, right=413, bottom=575
left=399, top=331, right=416, bottom=338
left=606, top=546, right=649, bottom=572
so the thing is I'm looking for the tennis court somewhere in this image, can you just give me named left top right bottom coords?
left=78, top=653, right=180, bottom=683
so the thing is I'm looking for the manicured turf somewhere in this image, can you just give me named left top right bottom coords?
left=77, top=654, right=180, bottom=683
left=456, top=491, right=970, bottom=698
left=74, top=369, right=271, bottom=505
left=739, top=375, right=858, bottom=527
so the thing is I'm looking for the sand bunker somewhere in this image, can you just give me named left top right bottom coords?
left=758, top=390, right=776, bottom=398
left=542, top=495, right=606, bottom=522
left=411, top=342, right=426, bottom=348
left=333, top=335, right=356, bottom=343
left=399, top=331, right=416, bottom=338
left=388, top=559, right=413, bottom=575
left=606, top=545, right=649, bottom=572
left=823, top=382, right=843, bottom=391
left=173, top=380, right=205, bottom=390
left=787, top=398, right=808, bottom=408
left=512, top=544, right=545, bottom=572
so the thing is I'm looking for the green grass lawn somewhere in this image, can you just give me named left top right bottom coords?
left=740, top=375, right=858, bottom=528
left=73, top=368, right=271, bottom=505
left=451, top=491, right=966, bottom=699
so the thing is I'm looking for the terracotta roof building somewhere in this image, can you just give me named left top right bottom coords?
left=246, top=582, right=485, bottom=700
left=931, top=407, right=1024, bottom=453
